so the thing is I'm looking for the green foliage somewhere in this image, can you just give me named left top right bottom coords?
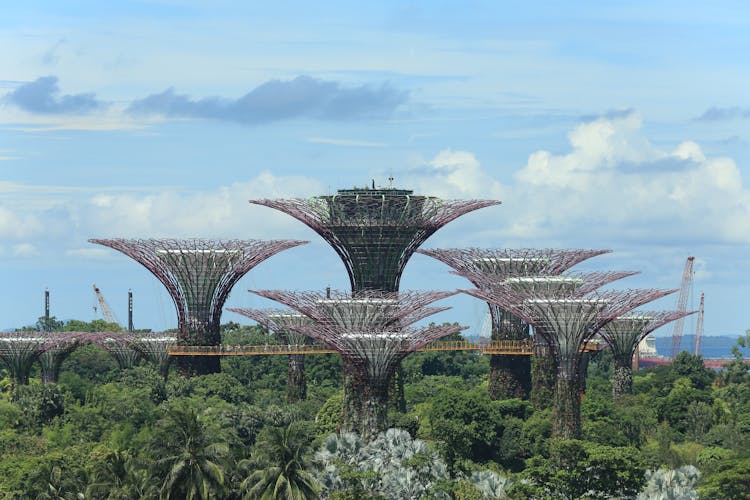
left=316, top=391, right=343, bottom=436
left=519, top=439, right=645, bottom=499
left=698, top=457, right=750, bottom=499
left=240, top=423, right=320, bottom=499
left=11, top=382, right=65, bottom=428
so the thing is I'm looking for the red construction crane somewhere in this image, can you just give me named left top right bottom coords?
left=93, top=283, right=119, bottom=326
left=694, top=291, right=704, bottom=356
left=670, top=257, right=695, bottom=359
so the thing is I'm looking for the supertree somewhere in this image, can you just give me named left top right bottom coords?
left=251, top=187, right=498, bottom=413
left=250, top=188, right=500, bottom=292
left=264, top=312, right=313, bottom=402
left=231, top=289, right=462, bottom=439
left=600, top=311, right=694, bottom=400
left=39, top=334, right=81, bottom=384
left=89, top=238, right=307, bottom=374
left=464, top=279, right=675, bottom=438
left=131, top=334, right=176, bottom=379
left=416, top=248, right=610, bottom=400
left=0, top=332, right=45, bottom=387
left=82, top=332, right=141, bottom=369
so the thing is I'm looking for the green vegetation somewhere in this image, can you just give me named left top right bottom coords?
left=1, top=320, right=749, bottom=498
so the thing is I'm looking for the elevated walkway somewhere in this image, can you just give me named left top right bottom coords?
left=168, top=339, right=603, bottom=356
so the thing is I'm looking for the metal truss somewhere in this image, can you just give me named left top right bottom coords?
left=241, top=307, right=465, bottom=385
left=89, top=238, right=307, bottom=344
left=246, top=289, right=456, bottom=330
left=250, top=190, right=499, bottom=291
left=601, top=310, right=697, bottom=361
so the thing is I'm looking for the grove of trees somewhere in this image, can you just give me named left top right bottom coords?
left=1, top=320, right=749, bottom=498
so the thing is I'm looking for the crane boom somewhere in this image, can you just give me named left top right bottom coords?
left=670, top=257, right=695, bottom=359
left=694, top=291, right=704, bottom=356
left=93, top=284, right=119, bottom=325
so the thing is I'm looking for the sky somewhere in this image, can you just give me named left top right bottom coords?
left=2, top=1, right=750, bottom=343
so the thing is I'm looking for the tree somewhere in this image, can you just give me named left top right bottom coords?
left=516, top=439, right=645, bottom=499
left=150, top=403, right=228, bottom=499
left=698, top=457, right=750, bottom=500
left=637, top=465, right=700, bottom=500
left=672, top=351, right=714, bottom=390
left=241, top=423, right=320, bottom=499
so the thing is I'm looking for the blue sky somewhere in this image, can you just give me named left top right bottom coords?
left=2, top=1, right=750, bottom=343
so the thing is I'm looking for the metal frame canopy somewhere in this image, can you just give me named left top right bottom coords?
left=231, top=288, right=463, bottom=438
left=600, top=310, right=695, bottom=399
left=89, top=238, right=307, bottom=347
left=250, top=188, right=500, bottom=292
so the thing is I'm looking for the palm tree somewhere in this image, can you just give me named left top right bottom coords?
left=151, top=404, right=229, bottom=500
left=241, top=424, right=320, bottom=500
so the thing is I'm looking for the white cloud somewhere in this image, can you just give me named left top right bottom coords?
left=82, top=171, right=324, bottom=238
left=404, top=149, right=506, bottom=199
left=406, top=111, right=750, bottom=248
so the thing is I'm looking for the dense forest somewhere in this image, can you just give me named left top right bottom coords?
left=1, top=320, right=749, bottom=499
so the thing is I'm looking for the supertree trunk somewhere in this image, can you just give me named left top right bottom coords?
left=361, top=381, right=390, bottom=441
left=612, top=354, right=633, bottom=401
left=175, top=324, right=220, bottom=375
left=531, top=337, right=556, bottom=410
left=342, top=360, right=364, bottom=434
left=552, top=353, right=584, bottom=438
left=39, top=350, right=68, bottom=384
left=489, top=354, right=530, bottom=399
left=488, top=306, right=532, bottom=400
left=552, top=373, right=582, bottom=439
left=578, top=351, right=592, bottom=393
left=287, top=353, right=306, bottom=402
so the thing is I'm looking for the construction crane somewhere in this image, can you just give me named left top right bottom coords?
left=93, top=284, right=119, bottom=326
left=670, top=257, right=695, bottom=359
left=694, top=291, right=704, bottom=356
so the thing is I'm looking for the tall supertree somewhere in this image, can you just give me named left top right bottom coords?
left=250, top=188, right=500, bottom=292
left=0, top=332, right=45, bottom=387
left=464, top=279, right=674, bottom=438
left=600, top=311, right=693, bottom=400
left=231, top=289, right=462, bottom=439
left=416, top=248, right=610, bottom=399
left=250, top=187, right=498, bottom=410
left=89, top=238, right=307, bottom=375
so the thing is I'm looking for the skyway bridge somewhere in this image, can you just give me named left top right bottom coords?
left=168, top=339, right=604, bottom=356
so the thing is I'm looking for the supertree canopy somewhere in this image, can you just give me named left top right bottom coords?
left=130, top=334, right=176, bottom=380
left=0, top=332, right=46, bottom=386
left=89, top=238, right=307, bottom=374
left=233, top=289, right=463, bottom=439
left=250, top=188, right=500, bottom=292
left=415, top=248, right=611, bottom=400
left=464, top=279, right=675, bottom=439
left=600, top=311, right=694, bottom=400
left=39, top=335, right=80, bottom=384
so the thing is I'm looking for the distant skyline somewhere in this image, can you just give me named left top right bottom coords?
left=2, top=1, right=750, bottom=337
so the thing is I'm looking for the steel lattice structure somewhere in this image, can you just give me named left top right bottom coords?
left=262, top=312, right=312, bottom=402
left=601, top=310, right=695, bottom=400
left=232, top=289, right=463, bottom=438
left=463, top=281, right=675, bottom=438
left=39, top=335, right=80, bottom=384
left=0, top=333, right=46, bottom=386
left=89, top=238, right=306, bottom=374
left=250, top=189, right=499, bottom=292
left=130, top=334, right=176, bottom=379
left=416, top=248, right=613, bottom=400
